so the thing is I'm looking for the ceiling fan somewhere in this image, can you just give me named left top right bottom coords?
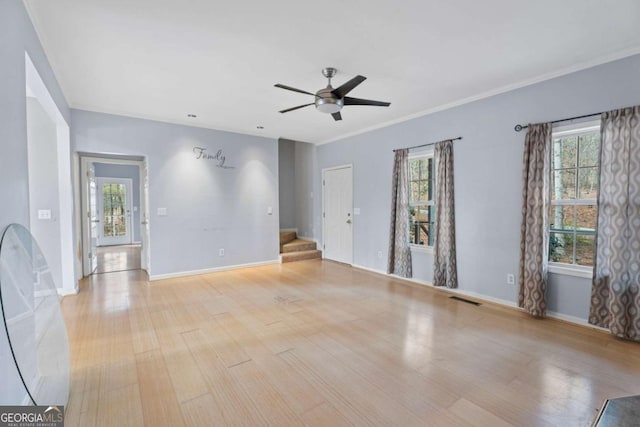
left=275, top=67, right=391, bottom=121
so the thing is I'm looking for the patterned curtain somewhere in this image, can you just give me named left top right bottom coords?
left=387, top=149, right=412, bottom=277
left=518, top=123, right=551, bottom=317
left=433, top=140, right=458, bottom=288
left=589, top=106, right=640, bottom=341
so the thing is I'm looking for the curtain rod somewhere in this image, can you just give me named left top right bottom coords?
left=514, top=111, right=603, bottom=132
left=393, top=136, right=462, bottom=152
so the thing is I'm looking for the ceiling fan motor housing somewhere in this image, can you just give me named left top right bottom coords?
left=315, top=87, right=343, bottom=114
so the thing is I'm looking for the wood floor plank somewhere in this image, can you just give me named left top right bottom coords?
left=449, top=398, right=515, bottom=427
left=229, top=359, right=304, bottom=425
left=96, top=383, right=144, bottom=427
left=280, top=346, right=427, bottom=426
left=300, top=402, right=353, bottom=427
left=62, top=260, right=640, bottom=426
left=180, top=393, right=225, bottom=427
left=150, top=309, right=209, bottom=403
left=135, top=349, right=186, bottom=426
left=129, top=308, right=159, bottom=354
left=181, top=329, right=265, bottom=427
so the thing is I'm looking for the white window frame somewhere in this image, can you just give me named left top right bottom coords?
left=408, top=150, right=435, bottom=252
left=548, top=120, right=600, bottom=278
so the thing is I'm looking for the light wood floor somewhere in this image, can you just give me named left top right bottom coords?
left=61, top=260, right=640, bottom=426
left=96, top=244, right=141, bottom=274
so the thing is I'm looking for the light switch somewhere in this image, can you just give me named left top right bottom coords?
left=38, top=209, right=51, bottom=220
left=354, top=208, right=361, bottom=215
left=267, top=206, right=273, bottom=215
left=157, top=208, right=168, bottom=216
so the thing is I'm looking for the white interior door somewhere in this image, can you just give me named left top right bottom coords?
left=88, top=164, right=98, bottom=273
left=96, top=177, right=133, bottom=246
left=323, top=165, right=353, bottom=264
left=140, top=160, right=151, bottom=272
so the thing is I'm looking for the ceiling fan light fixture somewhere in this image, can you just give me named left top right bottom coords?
left=315, top=87, right=344, bottom=114
left=316, top=100, right=342, bottom=114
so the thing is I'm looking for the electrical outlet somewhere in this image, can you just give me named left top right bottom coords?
left=219, top=248, right=225, bottom=257
left=377, top=250, right=383, bottom=259
left=37, top=209, right=51, bottom=220
left=507, top=274, right=515, bottom=285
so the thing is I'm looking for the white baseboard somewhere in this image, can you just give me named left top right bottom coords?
left=546, top=310, right=608, bottom=332
left=58, top=287, right=78, bottom=297
left=351, top=263, right=607, bottom=331
left=149, top=259, right=280, bottom=281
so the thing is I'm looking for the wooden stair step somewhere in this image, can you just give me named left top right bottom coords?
left=279, top=230, right=296, bottom=246
left=282, top=239, right=317, bottom=253
left=281, top=250, right=322, bottom=263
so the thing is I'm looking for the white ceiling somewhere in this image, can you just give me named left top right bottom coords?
left=24, top=0, right=640, bottom=144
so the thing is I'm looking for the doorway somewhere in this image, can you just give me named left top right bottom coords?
left=322, top=165, right=353, bottom=264
left=79, top=156, right=150, bottom=276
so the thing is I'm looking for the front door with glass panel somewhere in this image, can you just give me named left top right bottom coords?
left=96, top=178, right=133, bottom=246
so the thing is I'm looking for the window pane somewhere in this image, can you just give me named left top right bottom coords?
left=409, top=206, right=431, bottom=246
left=578, top=167, right=598, bottom=199
left=104, top=216, right=113, bottom=237
left=575, top=234, right=595, bottom=266
left=416, top=207, right=430, bottom=245
left=549, top=232, right=573, bottom=264
left=114, top=216, right=127, bottom=236
left=550, top=205, right=575, bottom=231
left=579, top=133, right=600, bottom=167
left=409, top=206, right=417, bottom=244
left=417, top=222, right=429, bottom=246
left=551, top=169, right=576, bottom=200
left=576, top=205, right=597, bottom=232
left=410, top=160, right=420, bottom=180
left=410, top=182, right=420, bottom=204
left=418, top=180, right=429, bottom=202
left=552, top=136, right=577, bottom=169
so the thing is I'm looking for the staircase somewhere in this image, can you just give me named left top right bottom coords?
left=280, top=231, right=322, bottom=263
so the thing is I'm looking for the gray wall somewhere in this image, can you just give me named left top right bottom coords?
left=27, top=97, right=64, bottom=298
left=278, top=139, right=296, bottom=229
left=315, top=54, right=640, bottom=322
left=94, top=163, right=141, bottom=242
left=277, top=138, right=318, bottom=238
left=72, top=109, right=280, bottom=278
left=0, top=0, right=70, bottom=405
left=294, top=141, right=317, bottom=239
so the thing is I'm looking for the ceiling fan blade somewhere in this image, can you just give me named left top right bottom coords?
left=331, top=75, right=366, bottom=98
left=332, top=112, right=342, bottom=121
left=274, top=84, right=316, bottom=96
left=279, top=103, right=314, bottom=113
left=343, top=96, right=391, bottom=107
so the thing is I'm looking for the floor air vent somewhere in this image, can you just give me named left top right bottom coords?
left=449, top=296, right=481, bottom=306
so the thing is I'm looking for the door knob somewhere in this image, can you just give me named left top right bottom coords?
left=346, top=219, right=352, bottom=224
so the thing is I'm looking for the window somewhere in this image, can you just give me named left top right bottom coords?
left=549, top=122, right=600, bottom=267
left=409, top=154, right=434, bottom=246
left=102, top=183, right=127, bottom=237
